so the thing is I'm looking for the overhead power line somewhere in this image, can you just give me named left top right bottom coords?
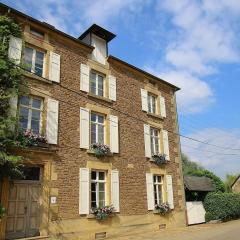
left=16, top=65, right=240, bottom=152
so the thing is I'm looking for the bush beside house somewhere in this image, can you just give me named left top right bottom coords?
left=204, top=192, right=240, bottom=222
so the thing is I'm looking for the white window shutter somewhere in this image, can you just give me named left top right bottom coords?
left=146, top=173, right=154, bottom=210
left=79, top=168, right=90, bottom=214
left=160, top=96, right=166, bottom=118
left=80, top=63, right=90, bottom=92
left=8, top=36, right=22, bottom=64
left=80, top=107, right=90, bottom=149
left=144, top=124, right=151, bottom=158
left=92, top=34, right=106, bottom=65
left=109, top=75, right=116, bottom=101
left=110, top=115, right=119, bottom=153
left=166, top=175, right=174, bottom=209
left=46, top=99, right=59, bottom=144
left=49, top=52, right=60, bottom=83
left=162, top=130, right=170, bottom=160
left=111, top=170, right=120, bottom=212
left=141, top=89, right=148, bottom=112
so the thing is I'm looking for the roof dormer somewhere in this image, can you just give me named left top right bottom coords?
left=79, top=24, right=116, bottom=65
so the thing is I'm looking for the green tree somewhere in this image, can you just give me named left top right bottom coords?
left=0, top=15, right=24, bottom=180
left=225, top=173, right=239, bottom=192
left=181, top=152, right=226, bottom=192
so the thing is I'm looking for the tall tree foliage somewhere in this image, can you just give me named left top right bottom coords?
left=0, top=15, right=24, bottom=180
left=181, top=153, right=226, bottom=192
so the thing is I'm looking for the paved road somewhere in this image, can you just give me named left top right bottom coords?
left=110, top=220, right=240, bottom=240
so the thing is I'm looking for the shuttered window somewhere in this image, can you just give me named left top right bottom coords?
left=148, top=94, right=156, bottom=114
left=24, top=47, right=45, bottom=77
left=150, top=128, right=160, bottom=155
left=153, top=175, right=163, bottom=205
left=18, top=96, right=43, bottom=134
left=91, top=113, right=105, bottom=144
left=91, top=171, right=106, bottom=208
left=90, top=71, right=104, bottom=97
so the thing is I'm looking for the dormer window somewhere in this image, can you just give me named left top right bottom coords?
left=79, top=24, right=116, bottom=65
left=30, top=27, right=44, bottom=39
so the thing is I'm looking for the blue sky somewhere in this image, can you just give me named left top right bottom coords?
left=2, top=0, right=240, bottom=178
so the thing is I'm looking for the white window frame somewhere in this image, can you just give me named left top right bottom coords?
left=150, top=127, right=160, bottom=155
left=148, top=93, right=157, bottom=114
left=90, top=112, right=105, bottom=144
left=91, top=170, right=107, bottom=208
left=24, top=46, right=45, bottom=77
left=90, top=71, right=105, bottom=97
left=18, top=96, right=43, bottom=134
left=153, top=175, right=164, bottom=205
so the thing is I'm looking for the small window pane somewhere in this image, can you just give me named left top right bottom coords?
left=91, top=183, right=96, bottom=191
left=98, top=75, right=104, bottom=97
left=99, top=200, right=104, bottom=208
left=24, top=47, right=33, bottom=71
left=98, top=115, right=104, bottom=124
left=19, top=96, right=30, bottom=106
left=91, top=201, right=97, bottom=208
left=90, top=72, right=97, bottom=95
left=157, top=176, right=161, bottom=183
left=35, top=51, right=44, bottom=76
left=31, top=120, right=40, bottom=134
left=32, top=98, right=41, bottom=109
left=91, top=192, right=96, bottom=202
left=98, top=125, right=104, bottom=144
left=91, top=171, right=96, bottom=180
left=99, top=183, right=105, bottom=191
left=99, top=172, right=105, bottom=180
left=91, top=124, right=97, bottom=144
left=99, top=192, right=105, bottom=202
left=91, top=113, right=97, bottom=122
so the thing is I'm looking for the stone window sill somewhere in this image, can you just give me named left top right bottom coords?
left=23, top=71, right=52, bottom=84
left=87, top=92, right=113, bottom=103
left=87, top=150, right=114, bottom=157
left=147, top=112, right=164, bottom=120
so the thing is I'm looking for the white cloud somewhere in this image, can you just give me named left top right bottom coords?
left=11, top=0, right=146, bottom=35
left=181, top=128, right=240, bottom=178
left=147, top=0, right=240, bottom=114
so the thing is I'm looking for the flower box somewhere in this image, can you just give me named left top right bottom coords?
left=152, top=154, right=168, bottom=165
left=16, top=130, right=48, bottom=148
left=154, top=203, right=171, bottom=215
left=90, top=143, right=111, bottom=157
left=91, top=205, right=115, bottom=220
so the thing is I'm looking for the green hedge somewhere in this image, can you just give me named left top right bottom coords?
left=204, top=192, right=240, bottom=222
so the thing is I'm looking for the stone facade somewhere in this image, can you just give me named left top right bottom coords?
left=0, top=3, right=186, bottom=240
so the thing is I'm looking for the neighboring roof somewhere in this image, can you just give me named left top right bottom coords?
left=79, top=24, right=116, bottom=42
left=108, top=55, right=180, bottom=91
left=231, top=175, right=240, bottom=188
left=184, top=176, right=215, bottom=192
left=0, top=2, right=93, bottom=51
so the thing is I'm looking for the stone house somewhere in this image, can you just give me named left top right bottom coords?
left=231, top=175, right=240, bottom=193
left=0, top=3, right=186, bottom=240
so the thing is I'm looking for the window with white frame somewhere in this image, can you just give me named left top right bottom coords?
left=91, top=113, right=105, bottom=144
left=24, top=46, right=45, bottom=77
left=153, top=175, right=163, bottom=205
left=90, top=71, right=104, bottom=97
left=148, top=93, right=156, bottom=114
left=18, top=96, right=43, bottom=134
left=91, top=170, right=106, bottom=208
left=150, top=128, right=160, bottom=155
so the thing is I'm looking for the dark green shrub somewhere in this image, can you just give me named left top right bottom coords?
left=204, top=192, right=240, bottom=221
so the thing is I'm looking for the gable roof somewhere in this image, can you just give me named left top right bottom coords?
left=231, top=175, right=240, bottom=188
left=184, top=176, right=215, bottom=192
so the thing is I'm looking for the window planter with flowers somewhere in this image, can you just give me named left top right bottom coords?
left=15, top=130, right=48, bottom=148
left=154, top=203, right=171, bottom=215
left=90, top=143, right=112, bottom=157
left=91, top=205, right=115, bottom=220
left=152, top=154, right=168, bottom=166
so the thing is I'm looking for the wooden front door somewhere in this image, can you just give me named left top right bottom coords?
left=5, top=181, right=41, bottom=239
